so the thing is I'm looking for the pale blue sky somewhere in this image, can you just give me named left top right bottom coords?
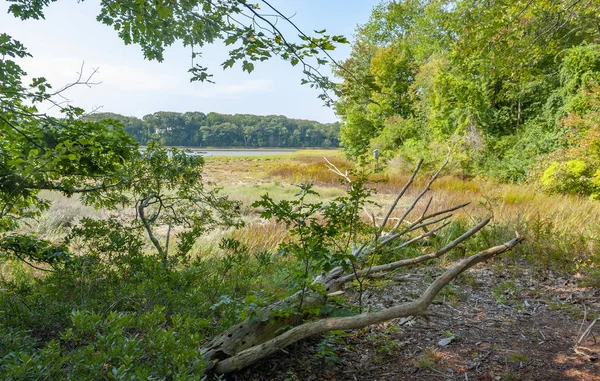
left=1, top=0, right=381, bottom=122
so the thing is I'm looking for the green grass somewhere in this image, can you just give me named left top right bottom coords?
left=220, top=183, right=347, bottom=206
left=507, top=352, right=529, bottom=363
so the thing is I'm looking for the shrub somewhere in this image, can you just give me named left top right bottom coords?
left=541, top=160, right=598, bottom=197
left=0, top=308, right=207, bottom=380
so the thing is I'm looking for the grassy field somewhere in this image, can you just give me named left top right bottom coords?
left=200, top=151, right=600, bottom=280
left=30, top=149, right=599, bottom=282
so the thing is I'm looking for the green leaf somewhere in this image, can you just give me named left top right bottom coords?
left=242, top=60, right=255, bottom=73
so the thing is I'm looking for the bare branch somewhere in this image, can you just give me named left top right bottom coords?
left=379, top=159, right=423, bottom=230
left=324, top=157, right=350, bottom=183
left=391, top=220, right=452, bottom=251
left=422, top=202, right=470, bottom=221
left=390, top=154, right=450, bottom=232
left=339, top=217, right=492, bottom=284
left=213, top=233, right=524, bottom=374
left=50, top=61, right=102, bottom=96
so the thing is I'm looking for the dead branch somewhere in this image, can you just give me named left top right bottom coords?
left=576, top=317, right=598, bottom=348
left=390, top=154, right=450, bottom=232
left=199, top=158, right=523, bottom=375
left=379, top=158, right=423, bottom=230
left=336, top=217, right=492, bottom=284
left=214, top=234, right=523, bottom=374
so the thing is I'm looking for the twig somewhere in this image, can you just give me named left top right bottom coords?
left=576, top=318, right=598, bottom=348
left=379, top=159, right=423, bottom=230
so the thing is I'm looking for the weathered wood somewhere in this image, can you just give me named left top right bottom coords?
left=214, top=235, right=524, bottom=373
left=199, top=158, right=524, bottom=374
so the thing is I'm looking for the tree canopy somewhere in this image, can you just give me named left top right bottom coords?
left=1, top=0, right=350, bottom=262
left=336, top=0, right=600, bottom=197
left=87, top=111, right=340, bottom=147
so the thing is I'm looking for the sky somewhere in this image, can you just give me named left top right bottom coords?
left=1, top=0, right=381, bottom=123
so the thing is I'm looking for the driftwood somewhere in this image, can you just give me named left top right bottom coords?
left=200, top=158, right=524, bottom=374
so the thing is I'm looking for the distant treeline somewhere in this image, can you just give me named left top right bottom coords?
left=86, top=112, right=340, bottom=148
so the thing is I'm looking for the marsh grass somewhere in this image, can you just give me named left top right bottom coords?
left=230, top=220, right=289, bottom=254
left=255, top=154, right=600, bottom=278
left=26, top=192, right=105, bottom=241
left=220, top=183, right=347, bottom=207
left=20, top=151, right=600, bottom=283
left=202, top=148, right=340, bottom=163
left=267, top=155, right=355, bottom=185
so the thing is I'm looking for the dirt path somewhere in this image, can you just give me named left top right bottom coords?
left=232, top=266, right=600, bottom=380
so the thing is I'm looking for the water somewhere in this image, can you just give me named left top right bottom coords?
left=187, top=149, right=299, bottom=157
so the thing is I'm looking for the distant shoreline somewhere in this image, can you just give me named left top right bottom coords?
left=137, top=147, right=341, bottom=157
left=139, top=146, right=338, bottom=150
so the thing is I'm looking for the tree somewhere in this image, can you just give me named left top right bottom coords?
left=335, top=0, right=600, bottom=182
left=1, top=0, right=351, bottom=259
left=1, top=1, right=523, bottom=377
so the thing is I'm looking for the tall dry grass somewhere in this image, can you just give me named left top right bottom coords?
left=265, top=158, right=598, bottom=238
left=262, top=156, right=599, bottom=274
left=267, top=155, right=355, bottom=185
left=22, top=152, right=600, bottom=278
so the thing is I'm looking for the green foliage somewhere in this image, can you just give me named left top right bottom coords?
left=538, top=79, right=600, bottom=198
left=336, top=0, right=600, bottom=195
left=560, top=44, right=600, bottom=96
left=86, top=111, right=341, bottom=148
left=8, top=0, right=347, bottom=103
left=1, top=32, right=139, bottom=266
left=0, top=1, right=353, bottom=378
left=0, top=221, right=289, bottom=378
left=0, top=308, right=206, bottom=380
left=315, top=331, right=345, bottom=367
left=541, top=160, right=597, bottom=196
left=252, top=176, right=375, bottom=299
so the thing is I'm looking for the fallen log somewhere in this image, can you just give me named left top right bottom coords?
left=200, top=157, right=524, bottom=374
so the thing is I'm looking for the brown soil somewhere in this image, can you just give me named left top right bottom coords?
left=229, top=266, right=600, bottom=381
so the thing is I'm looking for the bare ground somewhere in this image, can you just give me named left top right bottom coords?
left=230, top=265, right=600, bottom=381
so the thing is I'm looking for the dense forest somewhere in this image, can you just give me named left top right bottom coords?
left=336, top=0, right=600, bottom=198
left=86, top=112, right=340, bottom=148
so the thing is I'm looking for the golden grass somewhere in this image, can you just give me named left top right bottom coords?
left=23, top=151, right=600, bottom=273
left=239, top=154, right=599, bottom=272
left=231, top=220, right=289, bottom=254
left=220, top=183, right=347, bottom=208
left=257, top=156, right=600, bottom=238
left=291, top=149, right=342, bottom=157
left=267, top=155, right=355, bottom=185
left=202, top=148, right=340, bottom=163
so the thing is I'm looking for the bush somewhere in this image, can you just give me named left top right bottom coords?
left=541, top=160, right=599, bottom=197
left=0, top=308, right=207, bottom=381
